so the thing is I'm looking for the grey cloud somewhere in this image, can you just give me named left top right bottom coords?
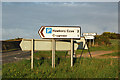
left=2, top=2, right=118, bottom=40
left=0, top=2, right=2, bottom=40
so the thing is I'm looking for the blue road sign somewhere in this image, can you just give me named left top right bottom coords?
left=46, top=28, right=52, bottom=34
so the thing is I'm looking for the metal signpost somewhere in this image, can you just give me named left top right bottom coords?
left=38, top=26, right=81, bottom=68
left=31, top=39, right=34, bottom=69
left=20, top=39, right=79, bottom=69
left=75, top=37, right=88, bottom=50
left=52, top=39, right=55, bottom=68
left=83, top=33, right=97, bottom=46
left=79, top=38, right=92, bottom=59
left=79, top=33, right=97, bottom=58
left=20, top=26, right=81, bottom=69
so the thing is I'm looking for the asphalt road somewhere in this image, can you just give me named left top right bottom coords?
left=2, top=50, right=118, bottom=64
left=2, top=50, right=31, bottom=64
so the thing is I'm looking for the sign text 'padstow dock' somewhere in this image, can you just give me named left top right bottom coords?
left=38, top=26, right=81, bottom=39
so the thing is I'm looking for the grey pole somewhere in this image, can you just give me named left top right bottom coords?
left=93, top=39, right=94, bottom=46
left=71, top=39, right=73, bottom=67
left=31, top=39, right=34, bottom=69
left=89, top=39, right=90, bottom=47
left=90, top=39, right=91, bottom=47
left=52, top=39, right=55, bottom=68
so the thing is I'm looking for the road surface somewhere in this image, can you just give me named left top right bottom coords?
left=2, top=50, right=31, bottom=64
left=1, top=50, right=118, bottom=64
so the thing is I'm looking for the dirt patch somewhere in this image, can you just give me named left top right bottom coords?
left=95, top=56, right=118, bottom=59
left=76, top=50, right=118, bottom=58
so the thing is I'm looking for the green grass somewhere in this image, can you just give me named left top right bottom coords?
left=101, top=52, right=120, bottom=56
left=2, top=57, right=118, bottom=78
left=86, top=39, right=119, bottom=51
left=75, top=39, right=119, bottom=55
left=2, top=39, right=119, bottom=78
left=33, top=39, right=119, bottom=59
left=34, top=51, right=69, bottom=59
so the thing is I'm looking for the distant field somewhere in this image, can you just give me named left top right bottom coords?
left=2, top=58, right=118, bottom=78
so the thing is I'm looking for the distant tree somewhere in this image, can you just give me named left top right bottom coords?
left=102, top=32, right=111, bottom=38
left=95, top=34, right=111, bottom=46
left=102, top=32, right=119, bottom=39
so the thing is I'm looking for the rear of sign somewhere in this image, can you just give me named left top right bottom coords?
left=38, top=26, right=81, bottom=39
left=83, top=33, right=97, bottom=36
left=20, top=39, right=78, bottom=51
left=84, top=36, right=94, bottom=39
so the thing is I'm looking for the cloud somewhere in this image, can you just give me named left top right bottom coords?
left=2, top=2, right=118, bottom=40
left=0, top=2, right=2, bottom=40
left=2, top=28, right=41, bottom=40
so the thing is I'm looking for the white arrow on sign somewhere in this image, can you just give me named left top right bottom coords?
left=38, top=26, right=81, bottom=39
left=20, top=39, right=78, bottom=51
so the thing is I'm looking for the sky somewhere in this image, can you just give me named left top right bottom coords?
left=2, top=2, right=118, bottom=40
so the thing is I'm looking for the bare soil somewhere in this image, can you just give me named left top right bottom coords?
left=76, top=50, right=118, bottom=58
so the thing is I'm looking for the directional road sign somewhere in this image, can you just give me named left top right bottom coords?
left=83, top=33, right=97, bottom=36
left=84, top=36, right=95, bottom=39
left=20, top=39, right=78, bottom=51
left=83, top=33, right=97, bottom=39
left=38, top=26, right=81, bottom=39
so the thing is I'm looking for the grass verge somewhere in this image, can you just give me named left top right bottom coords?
left=2, top=57, right=118, bottom=78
